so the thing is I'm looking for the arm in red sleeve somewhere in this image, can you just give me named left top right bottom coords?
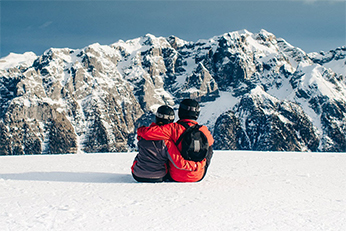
left=137, top=123, right=173, bottom=141
left=137, top=123, right=156, bottom=140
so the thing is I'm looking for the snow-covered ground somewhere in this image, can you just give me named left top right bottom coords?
left=0, top=151, right=345, bottom=231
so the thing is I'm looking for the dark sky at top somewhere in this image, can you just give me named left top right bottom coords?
left=1, top=0, right=345, bottom=57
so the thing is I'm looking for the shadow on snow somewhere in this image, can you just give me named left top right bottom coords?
left=0, top=172, right=135, bottom=184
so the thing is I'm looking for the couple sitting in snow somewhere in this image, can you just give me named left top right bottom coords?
left=131, top=99, right=214, bottom=182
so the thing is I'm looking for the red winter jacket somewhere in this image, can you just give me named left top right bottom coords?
left=137, top=119, right=214, bottom=182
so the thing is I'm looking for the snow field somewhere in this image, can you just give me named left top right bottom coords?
left=0, top=151, right=345, bottom=231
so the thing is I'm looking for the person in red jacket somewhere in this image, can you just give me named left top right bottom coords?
left=137, top=99, right=214, bottom=182
left=131, top=105, right=175, bottom=182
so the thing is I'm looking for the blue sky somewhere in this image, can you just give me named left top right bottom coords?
left=0, top=0, right=345, bottom=58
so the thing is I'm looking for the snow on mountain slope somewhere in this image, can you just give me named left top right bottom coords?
left=0, top=52, right=37, bottom=70
left=308, top=47, right=346, bottom=78
left=0, top=151, right=345, bottom=231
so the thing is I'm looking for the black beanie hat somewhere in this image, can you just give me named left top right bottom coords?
left=155, top=105, right=175, bottom=125
left=178, top=99, right=200, bottom=120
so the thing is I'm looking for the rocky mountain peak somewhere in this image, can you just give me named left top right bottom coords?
left=0, top=29, right=345, bottom=154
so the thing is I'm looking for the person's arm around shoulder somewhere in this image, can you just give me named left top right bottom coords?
left=137, top=122, right=174, bottom=141
left=137, top=122, right=155, bottom=140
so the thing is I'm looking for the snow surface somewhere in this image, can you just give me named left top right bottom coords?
left=0, top=52, right=37, bottom=70
left=322, top=58, right=346, bottom=78
left=199, top=91, right=239, bottom=130
left=0, top=151, right=345, bottom=231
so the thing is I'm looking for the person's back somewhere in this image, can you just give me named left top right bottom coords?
left=131, top=139, right=169, bottom=182
left=131, top=105, right=175, bottom=182
left=137, top=99, right=214, bottom=182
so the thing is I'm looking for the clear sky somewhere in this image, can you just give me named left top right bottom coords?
left=0, top=0, right=345, bottom=58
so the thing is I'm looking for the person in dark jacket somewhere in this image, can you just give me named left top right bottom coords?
left=131, top=105, right=175, bottom=182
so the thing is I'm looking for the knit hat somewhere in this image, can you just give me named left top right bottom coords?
left=178, top=99, right=200, bottom=120
left=155, top=105, right=175, bottom=125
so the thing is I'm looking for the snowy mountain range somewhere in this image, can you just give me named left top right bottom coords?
left=0, top=29, right=345, bottom=154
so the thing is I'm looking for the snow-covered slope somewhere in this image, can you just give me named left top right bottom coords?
left=0, top=151, right=345, bottom=230
left=308, top=47, right=346, bottom=79
left=0, top=52, right=37, bottom=70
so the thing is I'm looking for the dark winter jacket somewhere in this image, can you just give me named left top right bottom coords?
left=131, top=138, right=169, bottom=180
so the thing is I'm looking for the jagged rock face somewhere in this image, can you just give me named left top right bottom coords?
left=320, top=99, right=346, bottom=152
left=308, top=47, right=346, bottom=66
left=0, top=29, right=345, bottom=154
left=213, top=88, right=320, bottom=151
left=0, top=45, right=144, bottom=154
left=0, top=121, right=11, bottom=155
left=213, top=111, right=250, bottom=150
left=178, top=63, right=219, bottom=101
